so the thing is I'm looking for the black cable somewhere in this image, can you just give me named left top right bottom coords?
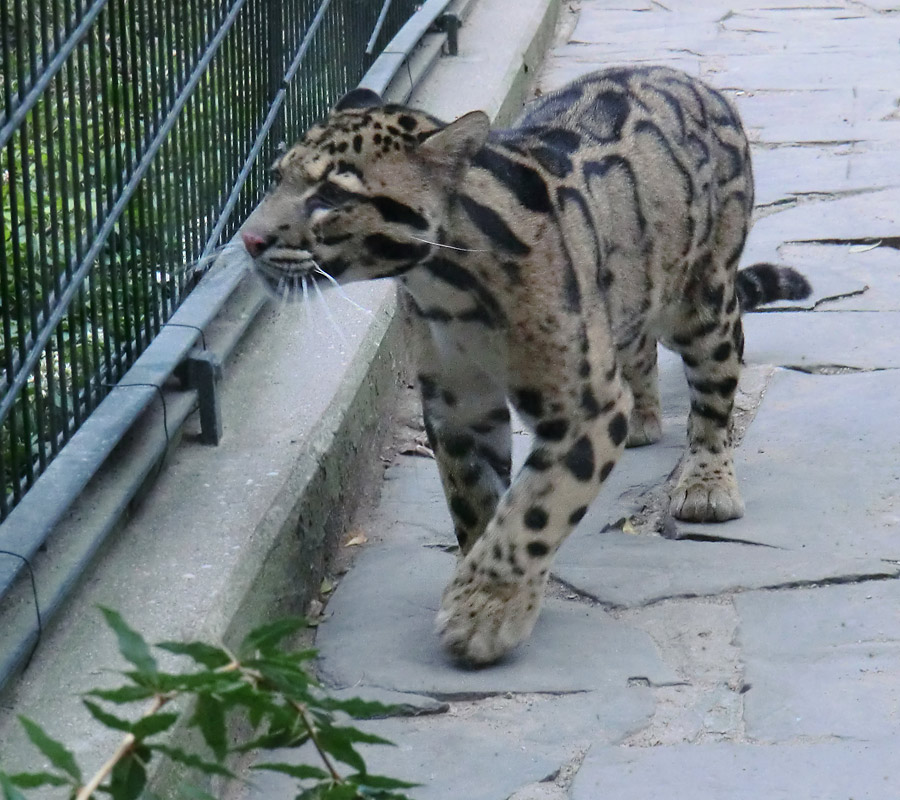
left=0, top=550, right=43, bottom=668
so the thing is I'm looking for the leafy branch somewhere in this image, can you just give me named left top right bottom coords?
left=0, top=609, right=416, bottom=800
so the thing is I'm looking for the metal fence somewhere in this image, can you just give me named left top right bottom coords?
left=0, top=0, right=419, bottom=522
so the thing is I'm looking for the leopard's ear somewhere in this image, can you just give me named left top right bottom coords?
left=335, top=87, right=383, bottom=111
left=418, top=110, right=490, bottom=168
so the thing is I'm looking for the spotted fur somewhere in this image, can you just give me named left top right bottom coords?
left=241, top=66, right=811, bottom=664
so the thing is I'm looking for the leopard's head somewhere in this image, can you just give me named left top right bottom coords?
left=240, top=88, right=489, bottom=297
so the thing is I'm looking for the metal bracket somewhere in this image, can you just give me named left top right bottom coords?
left=186, top=350, right=224, bottom=445
left=436, top=13, right=460, bottom=55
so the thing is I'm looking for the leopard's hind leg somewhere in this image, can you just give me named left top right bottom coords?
left=666, top=198, right=749, bottom=522
left=619, top=330, right=662, bottom=448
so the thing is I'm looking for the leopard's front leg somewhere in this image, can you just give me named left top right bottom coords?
left=437, top=366, right=632, bottom=664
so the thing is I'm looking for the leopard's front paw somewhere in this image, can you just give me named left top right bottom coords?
left=671, top=473, right=744, bottom=522
left=436, top=559, right=545, bottom=665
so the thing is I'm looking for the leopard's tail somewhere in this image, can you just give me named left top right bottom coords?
left=736, top=263, right=812, bottom=311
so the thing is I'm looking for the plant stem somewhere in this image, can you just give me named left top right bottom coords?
left=292, top=700, right=342, bottom=783
left=74, top=694, right=167, bottom=800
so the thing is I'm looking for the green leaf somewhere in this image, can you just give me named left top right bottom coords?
left=85, top=685, right=155, bottom=704
left=0, top=773, right=28, bottom=800
left=5, top=772, right=71, bottom=789
left=82, top=700, right=134, bottom=732
left=99, top=607, right=158, bottom=678
left=175, top=784, right=219, bottom=800
left=131, top=712, right=179, bottom=740
left=252, top=762, right=329, bottom=780
left=317, top=785, right=360, bottom=800
left=314, top=726, right=366, bottom=774
left=155, top=641, right=231, bottom=670
left=326, top=725, right=395, bottom=748
left=190, top=694, right=227, bottom=761
left=17, top=717, right=82, bottom=782
left=233, top=728, right=309, bottom=753
left=148, top=670, right=234, bottom=694
left=240, top=618, right=308, bottom=657
left=108, top=751, right=147, bottom=800
left=347, top=774, right=419, bottom=790
left=148, top=745, right=235, bottom=778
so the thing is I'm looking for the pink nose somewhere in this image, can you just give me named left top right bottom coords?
left=241, top=230, right=273, bottom=258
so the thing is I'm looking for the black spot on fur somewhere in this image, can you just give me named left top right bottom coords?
left=691, top=401, right=730, bottom=427
left=450, top=495, right=479, bottom=527
left=474, top=147, right=552, bottom=213
left=530, top=145, right=572, bottom=178
left=525, top=448, right=553, bottom=472
left=458, top=193, right=531, bottom=255
left=515, top=388, right=544, bottom=418
left=526, top=540, right=550, bottom=558
left=424, top=257, right=503, bottom=321
left=608, top=413, right=628, bottom=446
left=565, top=436, right=595, bottom=481
left=589, top=90, right=631, bottom=142
left=363, top=234, right=429, bottom=262
left=488, top=406, right=511, bottom=424
left=569, top=506, right=588, bottom=524
left=524, top=506, right=549, bottom=530
left=712, top=342, right=731, bottom=362
left=444, top=433, right=474, bottom=458
left=369, top=196, right=428, bottom=230
left=501, top=260, right=523, bottom=284
left=581, top=386, right=602, bottom=419
left=536, top=418, right=570, bottom=441
left=599, top=460, right=615, bottom=482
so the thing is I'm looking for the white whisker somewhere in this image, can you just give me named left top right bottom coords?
left=279, top=279, right=291, bottom=309
left=406, top=235, right=490, bottom=253
left=314, top=266, right=373, bottom=315
left=312, top=275, right=347, bottom=345
left=301, top=276, right=313, bottom=335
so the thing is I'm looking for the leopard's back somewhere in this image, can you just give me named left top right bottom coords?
left=494, top=65, right=755, bottom=344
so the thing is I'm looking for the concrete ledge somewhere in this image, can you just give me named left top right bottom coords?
left=0, top=0, right=561, bottom=789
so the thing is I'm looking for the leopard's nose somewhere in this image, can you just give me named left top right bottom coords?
left=241, top=229, right=275, bottom=258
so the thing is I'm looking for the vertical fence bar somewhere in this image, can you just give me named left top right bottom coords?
left=0, top=0, right=426, bottom=523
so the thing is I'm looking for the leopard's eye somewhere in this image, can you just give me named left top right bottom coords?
left=317, top=182, right=356, bottom=206
left=306, top=182, right=356, bottom=214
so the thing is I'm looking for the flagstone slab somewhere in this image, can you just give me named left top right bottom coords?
left=736, top=582, right=900, bottom=739
left=571, top=740, right=900, bottom=800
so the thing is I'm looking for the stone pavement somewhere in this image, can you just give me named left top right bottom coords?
left=247, top=1, right=900, bottom=797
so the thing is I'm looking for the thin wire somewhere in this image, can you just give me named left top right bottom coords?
left=162, top=322, right=208, bottom=350
left=103, top=382, right=170, bottom=444
left=0, top=550, right=43, bottom=668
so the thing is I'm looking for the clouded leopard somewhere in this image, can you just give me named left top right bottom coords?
left=241, top=65, right=811, bottom=664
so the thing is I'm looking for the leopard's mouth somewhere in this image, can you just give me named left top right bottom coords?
left=252, top=250, right=318, bottom=299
